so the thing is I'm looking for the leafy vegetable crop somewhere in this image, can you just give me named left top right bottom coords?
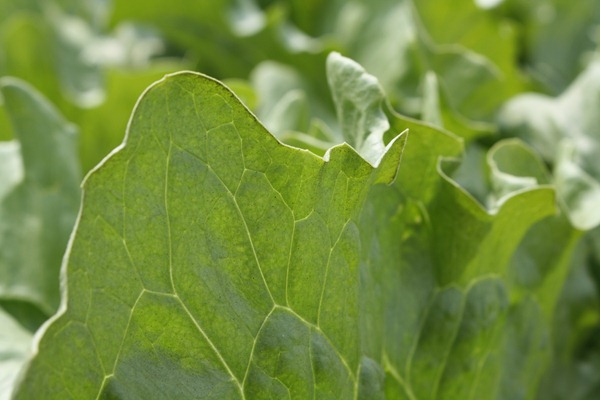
left=2, top=0, right=600, bottom=399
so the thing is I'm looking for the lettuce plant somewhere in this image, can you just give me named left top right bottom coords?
left=1, top=1, right=600, bottom=399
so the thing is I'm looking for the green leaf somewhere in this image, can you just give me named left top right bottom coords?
left=12, top=67, right=570, bottom=399
left=44, top=4, right=105, bottom=107
left=554, top=141, right=600, bottom=231
left=110, top=0, right=332, bottom=85
left=75, top=62, right=191, bottom=173
left=0, top=141, right=22, bottom=200
left=0, top=77, right=81, bottom=318
left=0, top=12, right=66, bottom=114
left=420, top=71, right=494, bottom=141
left=0, top=0, right=39, bottom=25
left=250, top=61, right=314, bottom=139
left=326, top=52, right=389, bottom=166
left=358, top=125, right=558, bottom=399
left=339, top=0, right=518, bottom=122
left=414, top=0, right=525, bottom=95
left=0, top=6, right=105, bottom=110
left=486, top=139, right=550, bottom=210
left=499, top=60, right=600, bottom=230
left=12, top=71, right=404, bottom=398
left=0, top=307, right=32, bottom=400
left=502, top=0, right=600, bottom=93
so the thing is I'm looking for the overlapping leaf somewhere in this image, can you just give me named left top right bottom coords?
left=0, top=77, right=80, bottom=317
left=499, top=59, right=600, bottom=230
left=0, top=77, right=80, bottom=399
left=498, top=57, right=600, bottom=400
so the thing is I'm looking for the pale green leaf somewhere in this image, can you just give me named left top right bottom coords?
left=326, top=52, right=389, bottom=166
left=250, top=62, right=312, bottom=138
left=339, top=0, right=517, bottom=122
left=499, top=60, right=600, bottom=230
left=0, top=77, right=80, bottom=317
left=0, top=307, right=32, bottom=400
left=486, top=139, right=550, bottom=210
left=554, top=141, right=600, bottom=231
left=0, top=5, right=106, bottom=109
left=44, top=4, right=105, bottom=107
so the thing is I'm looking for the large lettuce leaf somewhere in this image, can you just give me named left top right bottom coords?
left=10, top=67, right=570, bottom=399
